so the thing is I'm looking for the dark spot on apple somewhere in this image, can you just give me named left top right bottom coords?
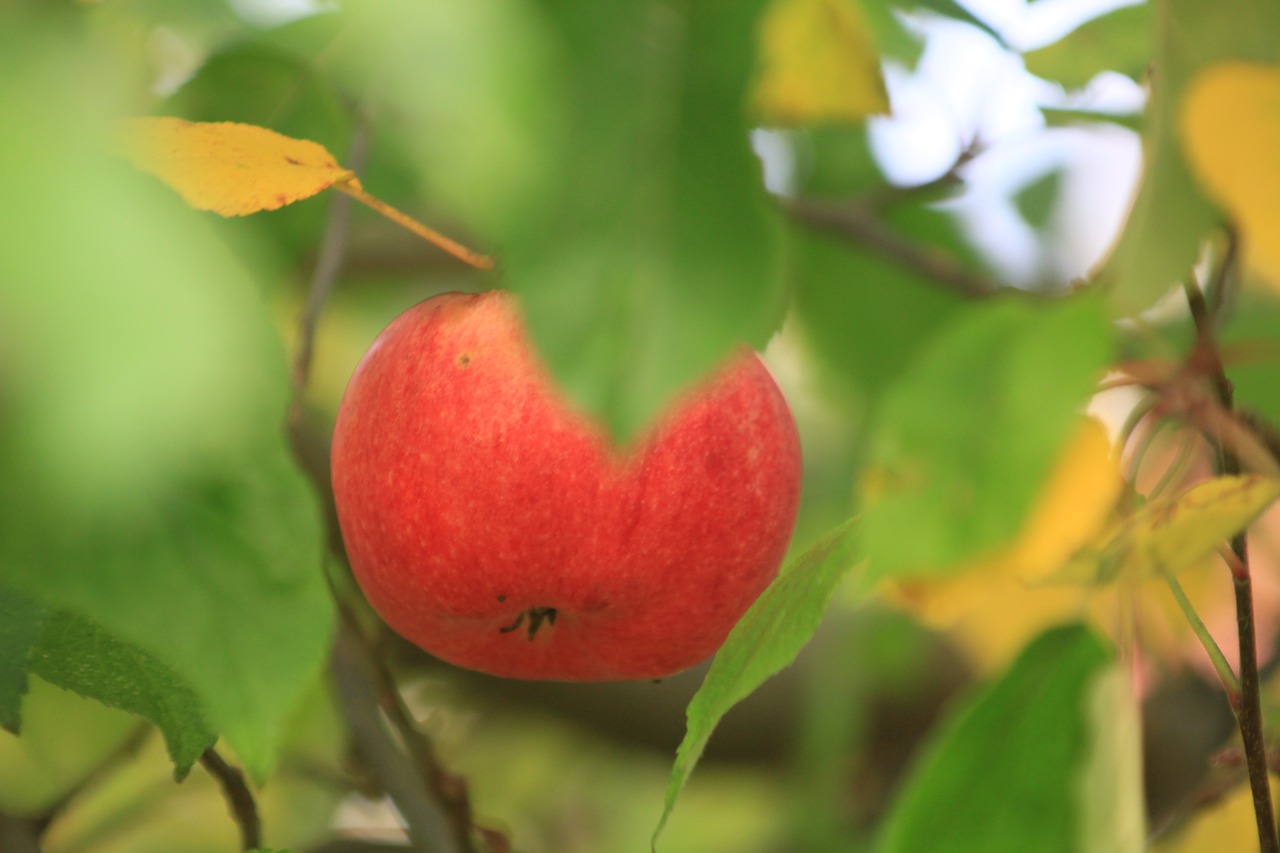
left=456, top=352, right=472, bottom=367
left=499, top=606, right=557, bottom=641
left=496, top=594, right=506, bottom=602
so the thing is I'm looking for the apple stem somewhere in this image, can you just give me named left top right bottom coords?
left=332, top=179, right=496, bottom=270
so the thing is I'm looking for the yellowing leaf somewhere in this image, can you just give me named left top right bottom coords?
left=118, top=117, right=360, bottom=217
left=753, top=0, right=889, bottom=124
left=1001, top=417, right=1124, bottom=579
left=891, top=418, right=1122, bottom=670
left=118, top=118, right=494, bottom=270
left=1057, top=475, right=1280, bottom=585
left=1152, top=775, right=1280, bottom=853
left=1180, top=63, right=1280, bottom=286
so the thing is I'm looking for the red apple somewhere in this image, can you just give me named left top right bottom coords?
left=330, top=290, right=802, bottom=680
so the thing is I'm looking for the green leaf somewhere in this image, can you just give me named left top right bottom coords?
left=653, top=518, right=861, bottom=848
left=859, top=293, right=1113, bottom=580
left=1023, top=4, right=1150, bottom=89
left=1, top=442, right=333, bottom=782
left=333, top=1, right=786, bottom=441
left=0, top=588, right=43, bottom=733
left=878, top=624, right=1137, bottom=853
left=1014, top=168, right=1064, bottom=232
left=1097, top=0, right=1280, bottom=316
left=29, top=611, right=216, bottom=780
left=1221, top=289, right=1280, bottom=428
left=856, top=0, right=926, bottom=67
left=1077, top=667, right=1146, bottom=853
left=506, top=0, right=786, bottom=442
left=910, top=0, right=1006, bottom=48
left=0, top=26, right=333, bottom=780
left=791, top=217, right=970, bottom=403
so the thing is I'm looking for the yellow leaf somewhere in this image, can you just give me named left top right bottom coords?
left=1180, top=62, right=1280, bottom=286
left=753, top=0, right=889, bottom=125
left=891, top=418, right=1122, bottom=670
left=1056, top=475, right=1280, bottom=585
left=1152, top=775, right=1280, bottom=853
left=118, top=117, right=360, bottom=217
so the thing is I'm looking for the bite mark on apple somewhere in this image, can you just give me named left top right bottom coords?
left=498, top=606, right=558, bottom=640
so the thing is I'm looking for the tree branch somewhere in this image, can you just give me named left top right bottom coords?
left=330, top=617, right=462, bottom=853
left=1184, top=250, right=1279, bottom=853
left=781, top=198, right=997, bottom=299
left=200, top=747, right=261, bottom=852
left=281, top=112, right=493, bottom=853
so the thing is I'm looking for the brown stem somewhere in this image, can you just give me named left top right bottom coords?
left=1184, top=258, right=1279, bottom=853
left=782, top=198, right=997, bottom=298
left=200, top=747, right=261, bottom=852
left=284, top=113, right=491, bottom=853
left=291, top=117, right=373, bottom=423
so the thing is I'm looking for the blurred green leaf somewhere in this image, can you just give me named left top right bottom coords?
left=1014, top=168, right=1064, bottom=232
left=1221, top=290, right=1280, bottom=428
left=507, top=0, right=786, bottom=442
left=859, top=293, right=1113, bottom=580
left=1077, top=667, right=1146, bottom=853
left=878, top=625, right=1134, bottom=853
left=654, top=518, right=861, bottom=848
left=791, top=218, right=970, bottom=403
left=1098, top=0, right=1280, bottom=316
left=326, top=1, right=788, bottom=441
left=0, top=677, right=140, bottom=817
left=1024, top=4, right=1149, bottom=89
left=30, top=611, right=216, bottom=780
left=792, top=124, right=884, bottom=197
left=856, top=0, right=926, bottom=67
left=1, top=441, right=333, bottom=782
left=911, top=0, right=1006, bottom=47
left=0, top=22, right=333, bottom=780
left=0, top=588, right=43, bottom=733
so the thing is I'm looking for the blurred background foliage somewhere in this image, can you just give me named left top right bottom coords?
left=3, top=0, right=1280, bottom=851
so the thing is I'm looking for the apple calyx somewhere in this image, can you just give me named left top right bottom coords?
left=498, top=606, right=559, bottom=640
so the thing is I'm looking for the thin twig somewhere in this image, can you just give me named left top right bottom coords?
left=1183, top=260, right=1279, bottom=853
left=200, top=747, right=261, bottom=852
left=291, top=117, right=373, bottom=418
left=284, top=113, right=489, bottom=853
left=782, top=198, right=997, bottom=298
left=1165, top=573, right=1240, bottom=703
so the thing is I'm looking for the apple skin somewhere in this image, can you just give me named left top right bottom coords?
left=330, top=290, right=802, bottom=681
